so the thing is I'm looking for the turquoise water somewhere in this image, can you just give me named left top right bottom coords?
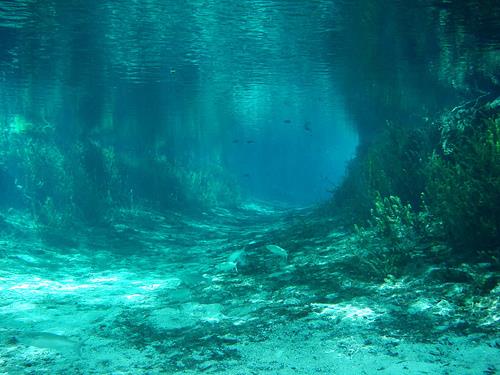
left=0, top=1, right=499, bottom=374
left=0, top=0, right=360, bottom=205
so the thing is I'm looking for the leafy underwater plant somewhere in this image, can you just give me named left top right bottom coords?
left=334, top=95, right=499, bottom=260
left=424, top=96, right=500, bottom=253
left=371, top=193, right=414, bottom=243
left=353, top=193, right=424, bottom=280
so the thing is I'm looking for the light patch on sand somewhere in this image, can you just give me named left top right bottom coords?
left=140, top=283, right=163, bottom=291
left=125, top=293, right=145, bottom=301
left=89, top=276, right=119, bottom=283
left=312, top=303, right=378, bottom=322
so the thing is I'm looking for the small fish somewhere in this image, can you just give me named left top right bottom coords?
left=216, top=261, right=238, bottom=273
left=266, top=244, right=288, bottom=262
left=228, top=250, right=247, bottom=266
left=246, top=140, right=255, bottom=144
left=232, top=139, right=240, bottom=143
left=284, top=119, right=291, bottom=124
left=304, top=121, right=312, bottom=132
left=13, top=332, right=83, bottom=356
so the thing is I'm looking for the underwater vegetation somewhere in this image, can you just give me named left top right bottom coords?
left=332, top=95, right=500, bottom=259
left=0, top=113, right=239, bottom=232
left=426, top=96, right=500, bottom=253
left=0, top=0, right=499, bottom=372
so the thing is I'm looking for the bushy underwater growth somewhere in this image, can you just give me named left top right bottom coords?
left=425, top=96, right=500, bottom=253
left=332, top=95, right=500, bottom=258
left=0, top=113, right=239, bottom=232
left=332, top=116, right=439, bottom=223
left=1, top=116, right=88, bottom=228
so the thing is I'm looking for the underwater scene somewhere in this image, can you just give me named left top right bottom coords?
left=0, top=0, right=499, bottom=373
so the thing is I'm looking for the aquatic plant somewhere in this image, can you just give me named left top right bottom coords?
left=349, top=193, right=424, bottom=280
left=0, top=114, right=117, bottom=229
left=424, top=96, right=500, bottom=253
left=121, top=155, right=239, bottom=211
left=333, top=94, right=499, bottom=258
left=0, top=109, right=241, bottom=231
left=371, top=193, right=414, bottom=243
left=177, top=164, right=239, bottom=208
left=332, top=119, right=438, bottom=224
left=9, top=129, right=74, bottom=226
